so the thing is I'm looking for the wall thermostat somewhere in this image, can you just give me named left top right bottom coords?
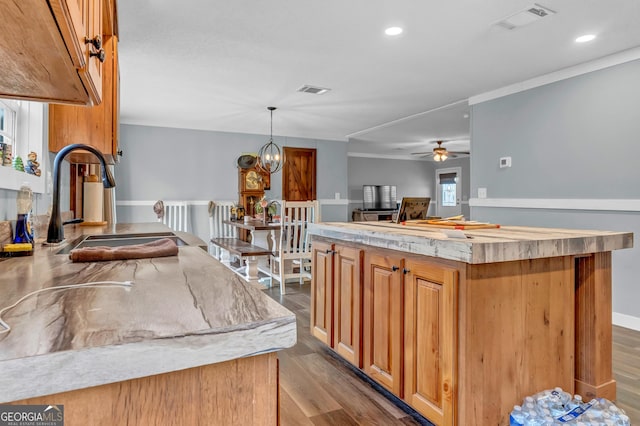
left=499, top=157, right=512, bottom=168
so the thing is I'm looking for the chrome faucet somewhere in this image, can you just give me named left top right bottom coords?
left=47, top=144, right=116, bottom=243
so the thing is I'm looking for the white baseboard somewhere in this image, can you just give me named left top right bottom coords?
left=613, top=312, right=640, bottom=332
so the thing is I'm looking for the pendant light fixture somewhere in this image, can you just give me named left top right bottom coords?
left=257, top=106, right=283, bottom=174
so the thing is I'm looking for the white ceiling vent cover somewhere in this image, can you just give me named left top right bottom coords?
left=495, top=3, right=556, bottom=30
left=297, top=85, right=331, bottom=95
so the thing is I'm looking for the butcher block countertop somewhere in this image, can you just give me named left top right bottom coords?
left=0, top=223, right=296, bottom=403
left=309, top=221, right=633, bottom=264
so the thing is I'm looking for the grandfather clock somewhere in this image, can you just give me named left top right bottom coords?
left=238, top=166, right=265, bottom=241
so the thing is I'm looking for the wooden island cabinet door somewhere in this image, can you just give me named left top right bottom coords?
left=311, top=240, right=334, bottom=345
left=403, top=258, right=459, bottom=426
left=363, top=250, right=404, bottom=397
left=332, top=245, right=363, bottom=367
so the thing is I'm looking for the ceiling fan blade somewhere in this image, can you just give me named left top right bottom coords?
left=447, top=151, right=470, bottom=155
left=411, top=152, right=434, bottom=156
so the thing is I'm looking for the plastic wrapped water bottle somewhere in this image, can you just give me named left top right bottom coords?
left=616, top=414, right=631, bottom=425
left=510, top=405, right=526, bottom=425
left=510, top=388, right=630, bottom=425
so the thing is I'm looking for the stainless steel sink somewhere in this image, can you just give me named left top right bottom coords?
left=57, top=232, right=187, bottom=254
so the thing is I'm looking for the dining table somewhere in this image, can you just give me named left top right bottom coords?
left=223, top=219, right=281, bottom=284
left=223, top=219, right=280, bottom=251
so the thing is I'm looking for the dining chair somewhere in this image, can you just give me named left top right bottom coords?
left=208, top=200, right=238, bottom=260
left=269, top=200, right=320, bottom=295
left=157, top=200, right=189, bottom=233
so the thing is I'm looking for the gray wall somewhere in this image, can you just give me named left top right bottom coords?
left=470, top=58, right=640, bottom=322
left=347, top=155, right=470, bottom=219
left=114, top=124, right=349, bottom=243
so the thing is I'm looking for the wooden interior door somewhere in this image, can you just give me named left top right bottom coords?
left=363, top=249, right=404, bottom=396
left=332, top=245, right=362, bottom=367
left=282, top=147, right=316, bottom=201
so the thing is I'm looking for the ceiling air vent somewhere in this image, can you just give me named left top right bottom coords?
left=297, top=85, right=331, bottom=95
left=495, top=3, right=556, bottom=30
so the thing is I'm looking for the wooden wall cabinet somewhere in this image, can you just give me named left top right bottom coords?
left=311, top=241, right=363, bottom=367
left=1, top=0, right=107, bottom=105
left=49, top=34, right=120, bottom=164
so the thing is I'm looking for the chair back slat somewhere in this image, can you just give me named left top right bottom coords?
left=278, top=200, right=319, bottom=256
left=160, top=201, right=189, bottom=232
left=209, top=201, right=237, bottom=239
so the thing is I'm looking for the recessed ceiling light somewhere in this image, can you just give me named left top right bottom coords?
left=575, top=34, right=596, bottom=43
left=385, top=27, right=403, bottom=36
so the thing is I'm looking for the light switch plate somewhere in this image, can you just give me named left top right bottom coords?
left=499, top=157, right=512, bottom=168
left=478, top=188, right=487, bottom=198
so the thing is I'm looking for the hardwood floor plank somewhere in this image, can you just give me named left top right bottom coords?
left=279, top=350, right=343, bottom=417
left=268, top=284, right=640, bottom=426
left=280, top=387, right=315, bottom=426
left=295, top=352, right=419, bottom=425
left=309, top=409, right=359, bottom=426
left=613, top=325, right=640, bottom=424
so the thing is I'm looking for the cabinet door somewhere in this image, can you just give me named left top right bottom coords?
left=50, top=0, right=103, bottom=104
left=49, top=35, right=118, bottom=163
left=332, top=245, right=362, bottom=367
left=404, top=258, right=458, bottom=426
left=310, top=240, right=334, bottom=345
left=363, top=250, right=404, bottom=396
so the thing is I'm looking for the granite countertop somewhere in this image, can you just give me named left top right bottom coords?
left=0, top=223, right=296, bottom=402
left=309, top=221, right=633, bottom=264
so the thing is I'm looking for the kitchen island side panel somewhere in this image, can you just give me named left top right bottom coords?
left=458, top=256, right=575, bottom=425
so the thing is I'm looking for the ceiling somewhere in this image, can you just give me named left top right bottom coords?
left=118, top=0, right=640, bottom=158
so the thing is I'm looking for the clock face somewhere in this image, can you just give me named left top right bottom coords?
left=245, top=170, right=260, bottom=190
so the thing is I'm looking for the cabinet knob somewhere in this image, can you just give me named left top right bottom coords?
left=392, top=265, right=400, bottom=272
left=117, top=150, right=123, bottom=157
left=325, top=249, right=335, bottom=255
left=85, top=35, right=102, bottom=50
left=90, top=48, right=106, bottom=63
left=403, top=268, right=410, bottom=274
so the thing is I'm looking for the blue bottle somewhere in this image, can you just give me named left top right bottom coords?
left=13, top=183, right=34, bottom=244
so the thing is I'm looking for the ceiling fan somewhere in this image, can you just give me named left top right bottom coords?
left=411, top=141, right=470, bottom=162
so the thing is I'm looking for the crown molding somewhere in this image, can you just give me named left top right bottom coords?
left=469, top=46, right=640, bottom=105
left=348, top=152, right=430, bottom=161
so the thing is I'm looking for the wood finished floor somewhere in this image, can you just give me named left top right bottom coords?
left=265, top=282, right=640, bottom=426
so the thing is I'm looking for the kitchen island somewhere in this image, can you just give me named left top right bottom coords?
left=0, top=223, right=296, bottom=425
left=309, top=221, right=632, bottom=426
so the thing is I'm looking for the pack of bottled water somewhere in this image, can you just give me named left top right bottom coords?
left=509, top=387, right=630, bottom=425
